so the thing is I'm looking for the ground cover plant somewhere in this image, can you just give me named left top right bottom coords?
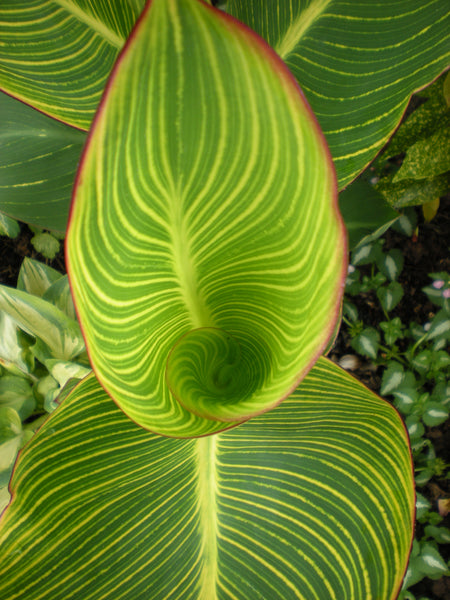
left=0, top=1, right=449, bottom=598
left=339, top=221, right=450, bottom=598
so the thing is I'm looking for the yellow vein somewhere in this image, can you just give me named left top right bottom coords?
left=275, top=0, right=332, bottom=61
left=195, top=436, right=218, bottom=600
left=53, top=0, right=124, bottom=48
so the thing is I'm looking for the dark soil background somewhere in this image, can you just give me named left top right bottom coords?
left=1, top=201, right=449, bottom=598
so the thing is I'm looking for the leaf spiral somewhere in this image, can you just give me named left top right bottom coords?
left=66, top=0, right=346, bottom=437
left=166, top=327, right=273, bottom=422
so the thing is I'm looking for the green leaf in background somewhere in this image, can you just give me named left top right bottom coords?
left=338, top=178, right=399, bottom=249
left=228, top=0, right=450, bottom=189
left=383, top=76, right=449, bottom=159
left=0, top=92, right=86, bottom=231
left=0, top=1, right=146, bottom=130
left=66, top=0, right=346, bottom=437
left=0, top=285, right=85, bottom=362
left=350, top=327, right=380, bottom=360
left=393, top=125, right=450, bottom=182
left=377, top=281, right=404, bottom=313
left=0, top=358, right=414, bottom=600
left=30, top=232, right=60, bottom=260
left=17, top=257, right=63, bottom=298
left=0, top=375, right=35, bottom=421
left=42, top=276, right=77, bottom=321
left=422, top=402, right=449, bottom=428
left=0, top=312, right=34, bottom=378
left=405, top=544, right=450, bottom=585
left=0, top=212, right=19, bottom=238
left=376, top=171, right=450, bottom=209
left=377, top=249, right=404, bottom=282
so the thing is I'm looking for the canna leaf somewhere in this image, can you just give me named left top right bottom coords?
left=0, top=358, right=414, bottom=600
left=228, top=0, right=450, bottom=189
left=66, top=0, right=346, bottom=437
left=0, top=1, right=146, bottom=130
left=0, top=92, right=86, bottom=231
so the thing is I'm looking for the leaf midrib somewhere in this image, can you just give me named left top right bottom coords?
left=196, top=436, right=218, bottom=600
left=53, top=0, right=124, bottom=48
left=275, top=0, right=333, bottom=61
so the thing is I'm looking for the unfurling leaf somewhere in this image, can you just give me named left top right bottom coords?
left=66, top=0, right=346, bottom=437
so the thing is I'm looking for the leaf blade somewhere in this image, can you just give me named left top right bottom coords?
left=66, top=0, right=346, bottom=437
left=0, top=92, right=86, bottom=231
left=0, top=358, right=414, bottom=600
left=228, top=0, right=450, bottom=189
left=0, top=0, right=146, bottom=129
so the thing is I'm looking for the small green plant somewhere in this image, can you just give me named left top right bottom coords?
left=29, top=226, right=63, bottom=261
left=0, top=257, right=91, bottom=511
left=399, top=494, right=450, bottom=599
left=342, top=228, right=450, bottom=596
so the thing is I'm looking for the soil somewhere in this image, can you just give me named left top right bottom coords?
left=0, top=202, right=449, bottom=598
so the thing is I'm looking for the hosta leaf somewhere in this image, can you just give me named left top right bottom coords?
left=0, top=213, right=19, bottom=238
left=0, top=1, right=146, bottom=130
left=0, top=375, right=35, bottom=422
left=0, top=92, right=86, bottom=232
left=66, top=0, right=346, bottom=437
left=0, top=313, right=32, bottom=377
left=228, top=0, right=450, bottom=189
left=0, top=285, right=85, bottom=361
left=17, top=257, right=63, bottom=298
left=42, top=275, right=77, bottom=320
left=0, top=358, right=414, bottom=600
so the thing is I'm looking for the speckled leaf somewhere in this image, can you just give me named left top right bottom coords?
left=376, top=172, right=450, bottom=208
left=384, top=76, right=448, bottom=159
left=393, top=125, right=450, bottom=182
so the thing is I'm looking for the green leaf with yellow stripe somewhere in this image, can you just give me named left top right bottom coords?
left=0, top=358, right=414, bottom=600
left=66, top=0, right=346, bottom=437
left=227, top=0, right=450, bottom=188
left=0, top=92, right=86, bottom=232
left=0, top=0, right=146, bottom=130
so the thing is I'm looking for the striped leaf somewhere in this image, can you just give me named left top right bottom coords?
left=228, top=0, right=450, bottom=189
left=0, top=285, right=85, bottom=362
left=0, top=358, right=414, bottom=600
left=0, top=0, right=146, bottom=130
left=0, top=92, right=86, bottom=232
left=66, top=0, right=346, bottom=437
left=17, top=257, right=63, bottom=298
